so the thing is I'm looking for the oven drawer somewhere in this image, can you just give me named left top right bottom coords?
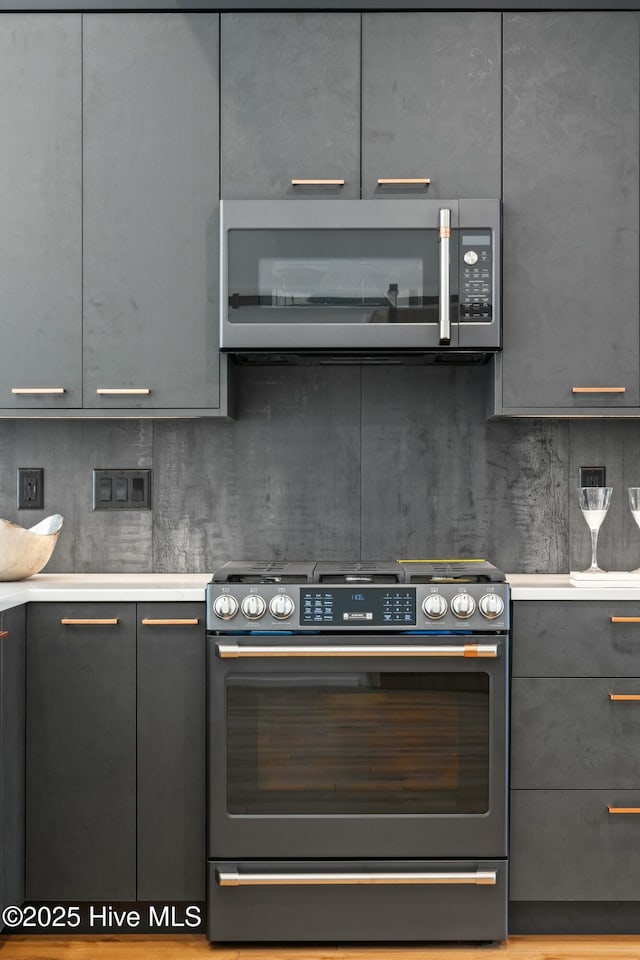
left=208, top=859, right=508, bottom=942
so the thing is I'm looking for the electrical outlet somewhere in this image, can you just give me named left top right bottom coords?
left=93, top=469, right=151, bottom=510
left=580, top=466, right=606, bottom=487
left=17, top=467, right=44, bottom=509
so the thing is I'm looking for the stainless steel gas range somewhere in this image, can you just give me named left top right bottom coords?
left=206, top=560, right=509, bottom=943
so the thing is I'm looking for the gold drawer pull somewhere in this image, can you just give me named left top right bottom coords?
left=572, top=386, right=626, bottom=394
left=610, top=694, right=640, bottom=701
left=96, top=388, right=151, bottom=396
left=60, top=618, right=119, bottom=626
left=0, top=631, right=8, bottom=640
left=377, top=178, right=431, bottom=186
left=291, top=179, right=345, bottom=187
left=608, top=806, right=640, bottom=814
left=12, top=387, right=66, bottom=395
left=141, top=618, right=200, bottom=626
left=610, top=617, right=640, bottom=623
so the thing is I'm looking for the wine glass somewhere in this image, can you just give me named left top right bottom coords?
left=578, top=486, right=613, bottom=573
left=628, top=488, right=640, bottom=572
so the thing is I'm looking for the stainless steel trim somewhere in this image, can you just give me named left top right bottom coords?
left=141, top=618, right=200, bottom=626
left=438, top=208, right=451, bottom=345
left=96, top=388, right=151, bottom=396
left=216, top=642, right=499, bottom=659
left=217, top=868, right=497, bottom=887
left=11, top=387, right=66, bottom=395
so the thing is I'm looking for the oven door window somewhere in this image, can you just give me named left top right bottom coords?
left=226, top=672, right=489, bottom=815
left=227, top=229, right=459, bottom=326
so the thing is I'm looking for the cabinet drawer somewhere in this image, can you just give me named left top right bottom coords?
left=209, top=860, right=507, bottom=942
left=511, top=790, right=640, bottom=901
left=512, top=678, right=640, bottom=788
left=512, top=600, right=640, bottom=677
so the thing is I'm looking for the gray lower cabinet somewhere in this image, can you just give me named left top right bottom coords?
left=220, top=13, right=361, bottom=200
left=0, top=606, right=26, bottom=922
left=361, top=13, right=501, bottom=199
left=26, top=601, right=205, bottom=902
left=495, top=12, right=640, bottom=415
left=0, top=13, right=230, bottom=419
left=511, top=600, right=640, bottom=903
left=137, top=604, right=205, bottom=901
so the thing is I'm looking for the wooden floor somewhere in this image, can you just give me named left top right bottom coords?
left=2, top=937, right=640, bottom=960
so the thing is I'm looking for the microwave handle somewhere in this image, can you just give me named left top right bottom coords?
left=438, top=208, right=451, bottom=345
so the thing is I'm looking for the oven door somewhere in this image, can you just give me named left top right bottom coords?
left=208, top=634, right=508, bottom=860
left=220, top=199, right=501, bottom=354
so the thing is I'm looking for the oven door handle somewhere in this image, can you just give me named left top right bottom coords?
left=216, top=642, right=499, bottom=659
left=217, top=868, right=497, bottom=887
left=438, top=207, right=452, bottom=345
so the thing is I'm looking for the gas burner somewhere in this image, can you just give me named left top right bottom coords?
left=314, top=561, right=403, bottom=584
left=211, top=561, right=316, bottom=584
left=399, top=559, right=505, bottom=584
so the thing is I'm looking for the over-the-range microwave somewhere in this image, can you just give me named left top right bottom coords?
left=219, top=198, right=501, bottom=363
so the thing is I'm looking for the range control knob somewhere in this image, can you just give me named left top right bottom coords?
left=422, top=594, right=448, bottom=619
left=212, top=594, right=239, bottom=620
left=241, top=594, right=267, bottom=620
left=269, top=594, right=295, bottom=620
left=479, top=593, right=505, bottom=619
left=451, top=593, right=476, bottom=619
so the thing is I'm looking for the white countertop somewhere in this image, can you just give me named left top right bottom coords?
left=2, top=572, right=640, bottom=614
left=0, top=573, right=211, bottom=613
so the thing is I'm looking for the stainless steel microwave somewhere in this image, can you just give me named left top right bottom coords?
left=219, top=199, right=501, bottom=362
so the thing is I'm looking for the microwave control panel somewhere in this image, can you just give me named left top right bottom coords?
left=459, top=230, right=493, bottom=322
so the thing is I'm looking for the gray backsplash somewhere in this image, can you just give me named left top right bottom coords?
left=1, top=364, right=639, bottom=575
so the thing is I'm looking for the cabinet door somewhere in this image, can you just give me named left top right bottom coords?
left=362, top=13, right=501, bottom=200
left=498, top=13, right=640, bottom=412
left=511, top=789, right=640, bottom=901
left=220, top=13, right=360, bottom=199
left=511, top=677, right=640, bottom=789
left=26, top=604, right=136, bottom=901
left=0, top=606, right=26, bottom=919
left=83, top=14, right=222, bottom=411
left=137, top=603, right=205, bottom=901
left=0, top=15, right=81, bottom=411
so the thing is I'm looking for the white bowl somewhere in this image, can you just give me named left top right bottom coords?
left=0, top=514, right=63, bottom=581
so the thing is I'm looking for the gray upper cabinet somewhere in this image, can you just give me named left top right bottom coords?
left=361, top=13, right=501, bottom=200
left=0, top=15, right=82, bottom=411
left=220, top=13, right=361, bottom=199
left=496, top=13, right=640, bottom=414
left=83, top=14, right=224, bottom=412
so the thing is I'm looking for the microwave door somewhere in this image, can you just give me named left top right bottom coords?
left=220, top=199, right=464, bottom=353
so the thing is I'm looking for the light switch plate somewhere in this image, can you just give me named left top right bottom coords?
left=92, top=469, right=151, bottom=510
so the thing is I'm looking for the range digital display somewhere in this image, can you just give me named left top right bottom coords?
left=300, top=587, right=416, bottom=626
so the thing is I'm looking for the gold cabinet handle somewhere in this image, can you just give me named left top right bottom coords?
left=610, top=693, right=640, bottom=701
left=12, top=387, right=66, bottom=395
left=0, top=631, right=8, bottom=640
left=572, top=387, right=626, bottom=394
left=60, top=618, right=119, bottom=626
left=610, top=617, right=640, bottom=623
left=291, top=179, right=345, bottom=187
left=608, top=806, right=640, bottom=814
left=377, top=178, right=431, bottom=186
left=96, top=388, right=151, bottom=396
left=140, top=618, right=200, bottom=626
